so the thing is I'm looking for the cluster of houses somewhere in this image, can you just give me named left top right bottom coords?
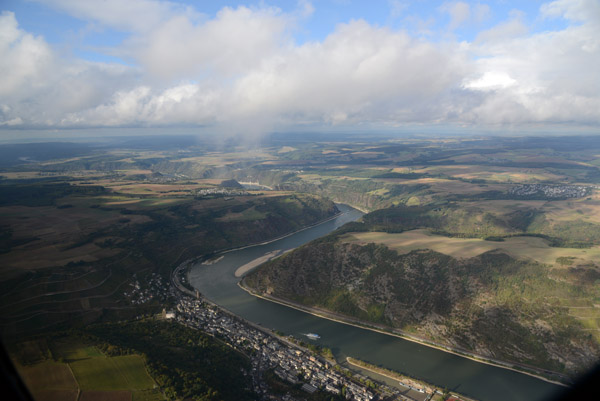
left=508, top=184, right=591, bottom=199
left=123, top=273, right=168, bottom=305
left=175, top=297, right=377, bottom=401
left=195, top=187, right=248, bottom=197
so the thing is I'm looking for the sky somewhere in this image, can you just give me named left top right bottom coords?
left=0, top=0, right=599, bottom=138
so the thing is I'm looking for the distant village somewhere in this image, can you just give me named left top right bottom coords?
left=194, top=187, right=248, bottom=197
left=123, top=272, right=169, bottom=305
left=508, top=184, right=592, bottom=199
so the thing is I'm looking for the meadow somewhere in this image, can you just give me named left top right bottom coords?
left=13, top=339, right=161, bottom=401
left=16, top=360, right=79, bottom=401
left=345, top=230, right=600, bottom=268
left=70, top=355, right=155, bottom=390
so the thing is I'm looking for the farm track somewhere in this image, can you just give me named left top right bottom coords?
left=0, top=270, right=99, bottom=300
left=1, top=270, right=143, bottom=322
left=0, top=253, right=150, bottom=336
left=1, top=251, right=133, bottom=311
left=0, top=269, right=113, bottom=310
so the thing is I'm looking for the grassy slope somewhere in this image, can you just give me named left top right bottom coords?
left=70, top=355, right=154, bottom=390
left=346, top=230, right=600, bottom=268
left=16, top=360, right=79, bottom=401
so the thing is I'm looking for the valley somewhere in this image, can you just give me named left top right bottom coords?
left=2, top=133, right=600, bottom=400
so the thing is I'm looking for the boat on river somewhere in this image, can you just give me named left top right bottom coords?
left=305, top=333, right=320, bottom=340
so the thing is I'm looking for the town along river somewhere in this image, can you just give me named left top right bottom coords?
left=188, top=204, right=562, bottom=401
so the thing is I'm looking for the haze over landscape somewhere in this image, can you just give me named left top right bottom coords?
left=1, top=2, right=600, bottom=401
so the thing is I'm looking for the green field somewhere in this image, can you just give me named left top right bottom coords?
left=16, top=360, right=79, bottom=401
left=70, top=355, right=155, bottom=390
left=13, top=341, right=162, bottom=401
left=346, top=229, right=600, bottom=268
left=132, top=389, right=165, bottom=401
left=16, top=360, right=78, bottom=391
left=52, top=340, right=104, bottom=360
left=216, top=205, right=267, bottom=222
left=79, top=390, right=132, bottom=401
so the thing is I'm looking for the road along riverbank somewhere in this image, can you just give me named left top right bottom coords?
left=238, top=279, right=570, bottom=388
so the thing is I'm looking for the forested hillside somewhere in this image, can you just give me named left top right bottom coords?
left=246, top=204, right=600, bottom=378
left=246, top=239, right=600, bottom=377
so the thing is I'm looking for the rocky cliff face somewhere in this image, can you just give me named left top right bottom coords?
left=245, top=238, right=600, bottom=377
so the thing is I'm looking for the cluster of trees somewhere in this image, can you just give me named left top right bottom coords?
left=0, top=183, right=107, bottom=207
left=528, top=216, right=600, bottom=247
left=86, top=320, right=256, bottom=401
left=339, top=204, right=600, bottom=247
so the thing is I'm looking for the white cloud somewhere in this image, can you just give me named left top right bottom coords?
left=64, top=83, right=221, bottom=127
left=541, top=0, right=600, bottom=24
left=0, top=11, right=54, bottom=98
left=129, top=5, right=292, bottom=80
left=473, top=3, right=491, bottom=23
left=297, top=0, right=315, bottom=18
left=462, top=3, right=600, bottom=126
left=474, top=10, right=527, bottom=43
left=1, top=1, right=599, bottom=132
left=0, top=117, right=23, bottom=127
left=464, top=71, right=516, bottom=90
left=228, top=20, right=468, bottom=126
left=33, top=0, right=199, bottom=33
left=439, top=1, right=471, bottom=31
left=388, top=0, right=409, bottom=19
left=439, top=2, right=491, bottom=31
left=0, top=11, right=139, bottom=127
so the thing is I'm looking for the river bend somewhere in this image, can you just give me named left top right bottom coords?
left=189, top=204, right=561, bottom=401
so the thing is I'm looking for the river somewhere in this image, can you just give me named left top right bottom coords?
left=188, top=204, right=562, bottom=401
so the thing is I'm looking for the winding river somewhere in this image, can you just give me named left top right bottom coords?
left=188, top=204, right=562, bottom=401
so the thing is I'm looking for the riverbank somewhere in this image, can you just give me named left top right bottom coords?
left=346, top=357, right=477, bottom=401
left=234, top=250, right=282, bottom=277
left=176, top=281, right=339, bottom=369
left=343, top=203, right=370, bottom=214
left=183, top=208, right=344, bottom=286
left=220, top=209, right=343, bottom=255
left=201, top=255, right=224, bottom=265
left=238, top=280, right=570, bottom=388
